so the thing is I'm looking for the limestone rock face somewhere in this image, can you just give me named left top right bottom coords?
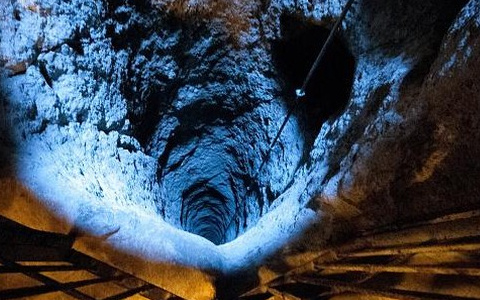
left=1, top=0, right=479, bottom=298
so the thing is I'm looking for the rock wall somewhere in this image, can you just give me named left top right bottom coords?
left=1, top=0, right=479, bottom=298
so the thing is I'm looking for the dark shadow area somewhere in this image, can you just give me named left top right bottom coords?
left=0, top=88, right=16, bottom=212
left=274, top=282, right=327, bottom=298
left=105, top=0, right=153, bottom=52
left=215, top=268, right=260, bottom=300
left=128, top=88, right=171, bottom=147
left=357, top=0, right=469, bottom=58
left=272, top=15, right=355, bottom=147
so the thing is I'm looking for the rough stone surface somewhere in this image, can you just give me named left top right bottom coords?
left=1, top=0, right=479, bottom=299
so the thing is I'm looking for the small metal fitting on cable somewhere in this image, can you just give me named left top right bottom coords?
left=295, top=89, right=306, bottom=98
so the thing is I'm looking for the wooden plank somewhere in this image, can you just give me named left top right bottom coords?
left=68, top=250, right=183, bottom=300
left=336, top=216, right=480, bottom=255
left=102, top=285, right=154, bottom=300
left=0, top=245, right=70, bottom=262
left=241, top=213, right=480, bottom=300
left=293, top=276, right=478, bottom=300
left=239, top=293, right=274, bottom=300
left=142, top=289, right=185, bottom=300
left=0, top=216, right=181, bottom=300
left=360, top=210, right=480, bottom=237
left=0, top=276, right=126, bottom=300
left=0, top=264, right=82, bottom=273
left=0, top=256, right=96, bottom=300
left=316, top=263, right=480, bottom=276
left=266, top=288, right=301, bottom=300
left=0, top=215, right=73, bottom=249
left=239, top=285, right=269, bottom=298
left=342, top=242, right=480, bottom=258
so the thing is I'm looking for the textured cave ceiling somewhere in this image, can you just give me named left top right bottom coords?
left=1, top=0, right=480, bottom=299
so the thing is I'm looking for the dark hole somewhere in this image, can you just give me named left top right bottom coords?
left=38, top=61, right=53, bottom=88
left=128, top=88, right=166, bottom=147
left=115, top=11, right=130, bottom=24
left=272, top=15, right=355, bottom=145
left=13, top=9, right=21, bottom=21
left=66, top=40, right=84, bottom=56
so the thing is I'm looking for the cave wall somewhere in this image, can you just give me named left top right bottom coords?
left=1, top=0, right=479, bottom=299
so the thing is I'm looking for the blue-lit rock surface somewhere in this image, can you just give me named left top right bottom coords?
left=1, top=0, right=479, bottom=299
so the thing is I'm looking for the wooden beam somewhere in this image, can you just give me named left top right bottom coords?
left=0, top=215, right=73, bottom=249
left=0, top=264, right=82, bottom=273
left=316, top=263, right=480, bottom=276
left=359, top=210, right=480, bottom=237
left=267, top=288, right=301, bottom=300
left=293, top=276, right=477, bottom=300
left=0, top=256, right=111, bottom=300
left=241, top=212, right=480, bottom=300
left=69, top=250, right=182, bottom=300
left=0, top=216, right=74, bottom=261
left=342, top=242, right=480, bottom=258
left=0, top=245, right=72, bottom=262
left=0, top=276, right=126, bottom=300
left=102, top=285, right=155, bottom=300
left=336, top=216, right=480, bottom=255
left=0, top=216, right=180, bottom=300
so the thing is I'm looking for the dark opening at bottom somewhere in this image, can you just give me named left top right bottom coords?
left=181, top=183, right=235, bottom=245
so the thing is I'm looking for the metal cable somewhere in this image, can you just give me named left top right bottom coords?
left=298, top=0, right=357, bottom=97
left=221, top=0, right=356, bottom=240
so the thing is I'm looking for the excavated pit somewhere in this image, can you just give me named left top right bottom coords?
left=76, top=0, right=359, bottom=245
left=1, top=0, right=480, bottom=298
left=145, top=19, right=357, bottom=245
left=0, top=0, right=357, bottom=247
left=0, top=0, right=475, bottom=276
left=0, top=0, right=464, bottom=249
